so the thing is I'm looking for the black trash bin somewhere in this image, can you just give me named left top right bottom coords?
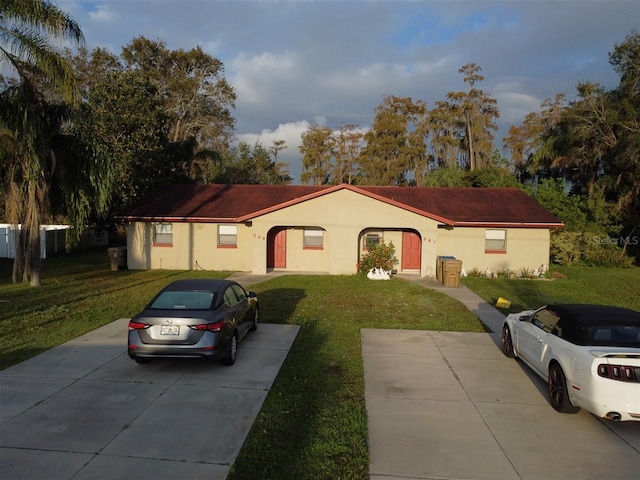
left=107, top=247, right=127, bottom=271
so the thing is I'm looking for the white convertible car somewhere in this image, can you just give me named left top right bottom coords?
left=501, top=304, right=640, bottom=421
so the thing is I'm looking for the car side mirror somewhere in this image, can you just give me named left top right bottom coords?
left=248, top=291, right=257, bottom=299
left=519, top=315, right=531, bottom=322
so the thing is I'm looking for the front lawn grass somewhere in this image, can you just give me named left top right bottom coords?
left=461, top=266, right=640, bottom=314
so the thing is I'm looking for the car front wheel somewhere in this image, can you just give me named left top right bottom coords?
left=548, top=363, right=580, bottom=413
left=221, top=332, right=238, bottom=366
left=250, top=307, right=258, bottom=332
left=501, top=325, right=515, bottom=358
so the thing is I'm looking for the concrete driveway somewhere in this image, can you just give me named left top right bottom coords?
left=365, top=275, right=640, bottom=480
left=363, top=328, right=640, bottom=480
left=0, top=318, right=299, bottom=480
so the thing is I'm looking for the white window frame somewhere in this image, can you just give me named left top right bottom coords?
left=364, top=232, right=382, bottom=250
left=153, top=223, right=173, bottom=245
left=303, top=228, right=324, bottom=249
left=485, top=229, right=506, bottom=252
left=218, top=224, right=238, bottom=247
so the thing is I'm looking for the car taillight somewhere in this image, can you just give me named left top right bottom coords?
left=189, top=321, right=223, bottom=332
left=598, top=364, right=640, bottom=383
left=128, top=321, right=150, bottom=331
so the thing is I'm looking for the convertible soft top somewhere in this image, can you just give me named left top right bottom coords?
left=547, top=304, right=640, bottom=347
left=548, top=304, right=640, bottom=327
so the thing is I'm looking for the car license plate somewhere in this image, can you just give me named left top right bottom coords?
left=161, top=325, right=180, bottom=335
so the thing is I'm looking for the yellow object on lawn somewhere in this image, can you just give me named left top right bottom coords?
left=496, top=297, right=511, bottom=308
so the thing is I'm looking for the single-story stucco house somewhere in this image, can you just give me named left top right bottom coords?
left=117, top=183, right=564, bottom=277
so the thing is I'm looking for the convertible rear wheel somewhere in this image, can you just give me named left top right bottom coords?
left=548, top=363, right=580, bottom=413
left=501, top=325, right=515, bottom=358
left=221, top=332, right=238, bottom=366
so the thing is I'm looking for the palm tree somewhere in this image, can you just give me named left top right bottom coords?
left=0, top=0, right=84, bottom=286
left=1, top=0, right=83, bottom=102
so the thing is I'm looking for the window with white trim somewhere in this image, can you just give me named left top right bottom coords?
left=218, top=225, right=237, bottom=247
left=154, top=223, right=173, bottom=245
left=303, top=228, right=324, bottom=249
left=364, top=232, right=382, bottom=250
left=485, top=229, right=506, bottom=252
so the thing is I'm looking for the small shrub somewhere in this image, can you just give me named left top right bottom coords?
left=517, top=267, right=537, bottom=279
left=466, top=267, right=484, bottom=278
left=495, top=268, right=510, bottom=278
left=357, top=241, right=398, bottom=276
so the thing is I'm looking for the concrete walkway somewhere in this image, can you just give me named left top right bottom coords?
left=365, top=275, right=640, bottom=480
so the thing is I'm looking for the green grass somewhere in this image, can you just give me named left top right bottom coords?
left=461, top=265, right=640, bottom=315
left=7, top=254, right=637, bottom=479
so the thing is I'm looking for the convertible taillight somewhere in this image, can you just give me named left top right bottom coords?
left=128, top=321, right=150, bottom=331
left=598, top=364, right=640, bottom=383
left=189, top=321, right=223, bottom=332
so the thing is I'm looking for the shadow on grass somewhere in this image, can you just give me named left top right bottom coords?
left=229, top=286, right=368, bottom=479
left=253, top=287, right=306, bottom=325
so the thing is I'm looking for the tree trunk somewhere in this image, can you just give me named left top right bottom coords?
left=466, top=111, right=475, bottom=170
left=12, top=228, right=25, bottom=284
left=29, top=232, right=42, bottom=287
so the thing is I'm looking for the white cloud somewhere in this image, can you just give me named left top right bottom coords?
left=230, top=51, right=299, bottom=106
left=236, top=120, right=311, bottom=181
left=238, top=120, right=310, bottom=149
left=87, top=4, right=117, bottom=23
left=492, top=81, right=543, bottom=124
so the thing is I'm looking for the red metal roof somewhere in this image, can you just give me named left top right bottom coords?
left=118, top=183, right=564, bottom=228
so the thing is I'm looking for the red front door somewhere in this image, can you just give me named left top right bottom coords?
left=402, top=231, right=421, bottom=270
left=267, top=228, right=287, bottom=268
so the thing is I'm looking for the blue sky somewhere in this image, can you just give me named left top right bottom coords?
left=57, top=0, right=640, bottom=182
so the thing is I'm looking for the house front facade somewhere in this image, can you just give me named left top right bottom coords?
left=118, top=183, right=563, bottom=277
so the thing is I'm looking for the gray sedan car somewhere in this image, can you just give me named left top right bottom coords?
left=128, top=279, right=258, bottom=365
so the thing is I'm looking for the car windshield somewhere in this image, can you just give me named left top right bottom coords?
left=149, top=291, right=215, bottom=310
left=586, top=325, right=640, bottom=347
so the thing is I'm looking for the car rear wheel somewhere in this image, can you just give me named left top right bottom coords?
left=548, top=363, right=580, bottom=413
left=501, top=325, right=515, bottom=358
left=250, top=307, right=259, bottom=332
left=221, top=332, right=238, bottom=366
